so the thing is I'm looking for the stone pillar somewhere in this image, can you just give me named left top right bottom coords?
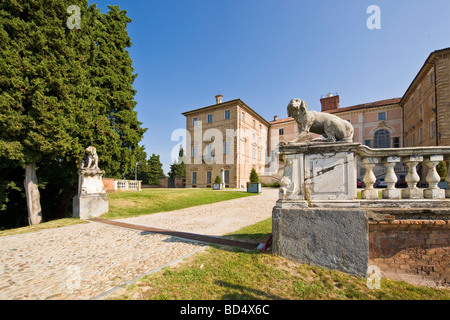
left=382, top=157, right=401, bottom=199
left=424, top=155, right=445, bottom=199
left=274, top=142, right=366, bottom=276
left=402, top=156, right=423, bottom=199
left=361, top=157, right=379, bottom=200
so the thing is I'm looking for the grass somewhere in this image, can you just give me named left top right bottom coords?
left=104, top=188, right=256, bottom=219
left=110, top=218, right=450, bottom=300
left=0, top=218, right=88, bottom=237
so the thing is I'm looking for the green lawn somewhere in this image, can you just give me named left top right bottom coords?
left=100, top=188, right=257, bottom=219
left=0, top=218, right=89, bottom=237
left=110, top=218, right=450, bottom=300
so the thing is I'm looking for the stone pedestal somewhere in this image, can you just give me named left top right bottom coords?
left=73, top=193, right=109, bottom=219
left=272, top=206, right=368, bottom=277
left=73, top=146, right=109, bottom=219
left=278, top=142, right=359, bottom=206
left=274, top=142, right=367, bottom=276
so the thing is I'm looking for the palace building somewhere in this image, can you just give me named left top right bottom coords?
left=182, top=47, right=450, bottom=188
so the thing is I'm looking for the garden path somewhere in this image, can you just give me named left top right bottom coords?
left=0, top=188, right=278, bottom=300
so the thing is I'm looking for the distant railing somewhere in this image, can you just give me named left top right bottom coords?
left=114, top=180, right=142, bottom=191
left=355, top=145, right=450, bottom=200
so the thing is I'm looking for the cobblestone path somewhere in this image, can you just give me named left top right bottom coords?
left=0, top=188, right=278, bottom=300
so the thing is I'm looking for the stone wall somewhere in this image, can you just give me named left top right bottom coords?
left=369, top=218, right=450, bottom=288
left=102, top=178, right=115, bottom=193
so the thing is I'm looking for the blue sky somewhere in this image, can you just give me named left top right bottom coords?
left=89, top=0, right=450, bottom=174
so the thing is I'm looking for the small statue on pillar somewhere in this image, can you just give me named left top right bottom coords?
left=73, top=146, right=109, bottom=219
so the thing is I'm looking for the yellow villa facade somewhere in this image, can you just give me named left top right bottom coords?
left=181, top=48, right=450, bottom=188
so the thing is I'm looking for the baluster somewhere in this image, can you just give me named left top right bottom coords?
left=402, top=156, right=423, bottom=199
left=382, top=156, right=401, bottom=199
left=361, top=157, right=379, bottom=200
left=424, top=155, right=445, bottom=199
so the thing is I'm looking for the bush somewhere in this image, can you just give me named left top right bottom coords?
left=249, top=168, right=259, bottom=183
left=271, top=182, right=280, bottom=188
left=215, top=176, right=222, bottom=184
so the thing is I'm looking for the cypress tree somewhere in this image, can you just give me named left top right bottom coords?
left=0, top=1, right=146, bottom=226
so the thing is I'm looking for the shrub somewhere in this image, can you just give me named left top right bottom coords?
left=249, top=168, right=259, bottom=183
left=215, top=176, right=222, bottom=184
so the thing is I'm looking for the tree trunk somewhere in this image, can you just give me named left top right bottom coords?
left=24, top=163, right=42, bottom=225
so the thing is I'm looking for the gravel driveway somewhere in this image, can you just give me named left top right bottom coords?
left=0, top=188, right=278, bottom=300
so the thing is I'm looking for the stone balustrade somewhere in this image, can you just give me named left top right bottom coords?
left=114, top=179, right=142, bottom=191
left=276, top=141, right=450, bottom=207
left=356, top=145, right=450, bottom=200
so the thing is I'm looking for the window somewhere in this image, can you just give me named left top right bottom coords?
left=430, top=73, right=434, bottom=85
left=224, top=110, right=230, bottom=119
left=192, top=118, right=198, bottom=126
left=393, top=137, right=400, bottom=148
left=259, top=125, right=262, bottom=133
left=412, top=133, right=415, bottom=147
left=192, top=146, right=197, bottom=157
left=279, top=128, right=284, bottom=135
left=224, top=142, right=230, bottom=155
left=224, top=170, right=230, bottom=183
left=430, top=96, right=434, bottom=105
left=419, top=106, right=422, bottom=115
left=192, top=172, right=197, bottom=185
left=418, top=89, right=422, bottom=100
left=364, top=140, right=371, bottom=147
left=430, top=120, right=436, bottom=138
left=252, top=148, right=256, bottom=159
left=206, top=171, right=211, bottom=184
left=253, top=120, right=256, bottom=128
left=241, top=112, right=245, bottom=121
left=378, top=112, right=386, bottom=121
left=259, top=150, right=262, bottom=161
left=419, top=127, right=423, bottom=143
left=207, top=114, right=212, bottom=123
left=374, top=129, right=390, bottom=148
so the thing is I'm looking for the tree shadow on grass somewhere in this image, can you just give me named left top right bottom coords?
left=215, top=280, right=285, bottom=300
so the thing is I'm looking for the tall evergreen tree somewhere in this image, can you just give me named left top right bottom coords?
left=0, top=1, right=146, bottom=226
left=168, top=146, right=186, bottom=179
left=146, top=154, right=165, bottom=185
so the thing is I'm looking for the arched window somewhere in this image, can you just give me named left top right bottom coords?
left=374, top=129, right=390, bottom=148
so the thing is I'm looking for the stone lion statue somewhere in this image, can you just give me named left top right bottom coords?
left=80, top=146, right=99, bottom=170
left=287, top=98, right=354, bottom=143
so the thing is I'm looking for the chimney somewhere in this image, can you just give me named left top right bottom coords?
left=320, top=92, right=340, bottom=112
left=215, top=94, right=223, bottom=104
left=274, top=115, right=278, bottom=121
